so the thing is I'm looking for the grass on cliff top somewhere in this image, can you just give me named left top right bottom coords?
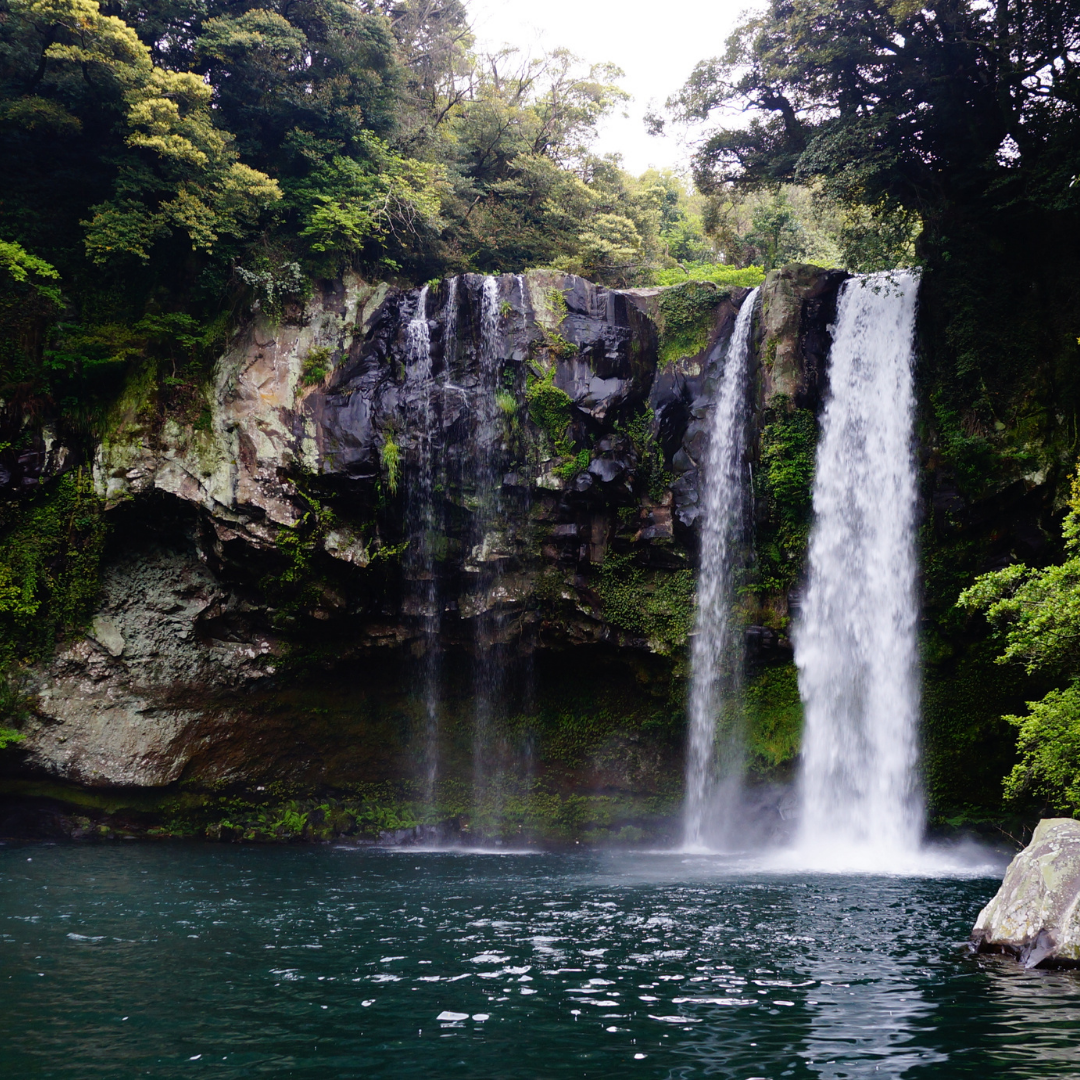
left=651, top=263, right=765, bottom=289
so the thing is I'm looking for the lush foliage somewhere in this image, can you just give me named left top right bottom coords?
left=751, top=399, right=816, bottom=595
left=526, top=364, right=592, bottom=479
left=1000, top=683, right=1080, bottom=815
left=624, top=406, right=671, bottom=502
left=662, top=0, right=1080, bottom=234
left=960, top=467, right=1080, bottom=814
left=652, top=263, right=764, bottom=289
left=0, top=469, right=108, bottom=738
left=656, top=282, right=725, bottom=365
left=526, top=367, right=575, bottom=456
left=0, top=470, right=108, bottom=666
left=596, top=553, right=695, bottom=655
left=742, top=664, right=802, bottom=770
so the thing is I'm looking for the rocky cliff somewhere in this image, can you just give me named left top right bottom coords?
left=0, top=266, right=852, bottom=842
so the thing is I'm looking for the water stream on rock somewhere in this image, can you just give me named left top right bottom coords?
left=471, top=275, right=508, bottom=831
left=403, top=286, right=441, bottom=804
left=442, top=275, right=459, bottom=371
left=792, top=270, right=922, bottom=869
left=682, top=288, right=759, bottom=851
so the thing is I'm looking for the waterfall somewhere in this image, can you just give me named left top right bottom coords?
left=471, top=275, right=506, bottom=832
left=792, top=270, right=922, bottom=867
left=443, top=275, right=459, bottom=377
left=404, top=285, right=442, bottom=804
left=682, top=287, right=759, bottom=851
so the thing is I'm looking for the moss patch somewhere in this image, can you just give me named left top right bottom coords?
left=743, top=664, right=803, bottom=773
left=657, top=282, right=726, bottom=365
left=751, top=396, right=817, bottom=598
left=0, top=470, right=108, bottom=670
left=596, top=553, right=695, bottom=654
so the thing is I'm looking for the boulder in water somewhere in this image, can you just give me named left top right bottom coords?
left=971, top=818, right=1080, bottom=968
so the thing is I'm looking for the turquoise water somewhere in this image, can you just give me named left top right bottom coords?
left=1, top=843, right=1078, bottom=1078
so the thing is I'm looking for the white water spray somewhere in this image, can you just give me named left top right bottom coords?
left=683, top=288, right=759, bottom=851
left=792, top=270, right=922, bottom=869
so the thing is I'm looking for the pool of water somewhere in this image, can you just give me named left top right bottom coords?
left=1, top=842, right=1078, bottom=1079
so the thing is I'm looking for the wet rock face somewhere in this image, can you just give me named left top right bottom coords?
left=20, top=508, right=274, bottom=788
left=8, top=267, right=847, bottom=792
left=972, top=818, right=1080, bottom=968
left=758, top=263, right=848, bottom=412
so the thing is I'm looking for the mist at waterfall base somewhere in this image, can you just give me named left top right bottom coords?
left=684, top=272, right=939, bottom=872
left=789, top=271, right=923, bottom=872
left=8, top=842, right=1080, bottom=1080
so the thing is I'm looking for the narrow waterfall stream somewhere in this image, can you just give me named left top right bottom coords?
left=682, top=287, right=759, bottom=851
left=792, top=270, right=922, bottom=868
left=471, top=275, right=506, bottom=826
left=403, top=285, right=441, bottom=803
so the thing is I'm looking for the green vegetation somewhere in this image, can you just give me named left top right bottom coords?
left=526, top=368, right=575, bottom=456
left=301, top=346, right=333, bottom=387
left=0, top=469, right=107, bottom=745
left=959, top=468, right=1080, bottom=816
left=752, top=399, right=817, bottom=596
left=553, top=449, right=590, bottom=481
left=525, top=367, right=591, bottom=478
left=624, top=406, right=671, bottom=502
left=0, top=470, right=108, bottom=666
left=656, top=282, right=725, bottom=364
left=379, top=432, right=402, bottom=496
left=742, top=664, right=802, bottom=772
left=662, top=0, right=1074, bottom=272
left=596, top=553, right=695, bottom=654
left=653, top=263, right=764, bottom=288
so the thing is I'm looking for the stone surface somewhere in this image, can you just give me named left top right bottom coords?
left=19, top=522, right=276, bottom=787
left=3, top=266, right=846, bottom=795
left=758, top=263, right=848, bottom=412
left=972, top=817, right=1080, bottom=967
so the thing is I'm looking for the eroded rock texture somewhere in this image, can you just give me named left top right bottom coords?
left=973, top=818, right=1080, bottom=967
left=3, top=267, right=846, bottom=815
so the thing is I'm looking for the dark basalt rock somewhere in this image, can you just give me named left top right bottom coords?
left=5, top=266, right=847, bottom=797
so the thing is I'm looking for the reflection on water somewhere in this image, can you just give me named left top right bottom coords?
left=976, top=956, right=1080, bottom=1070
left=0, top=845, right=1078, bottom=1079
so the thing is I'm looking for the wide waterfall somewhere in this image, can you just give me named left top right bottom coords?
left=792, top=270, right=922, bottom=868
left=682, top=287, right=759, bottom=851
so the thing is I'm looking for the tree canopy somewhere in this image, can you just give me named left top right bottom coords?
left=0, top=0, right=749, bottom=430
left=663, top=0, right=1080, bottom=229
left=960, top=469, right=1080, bottom=815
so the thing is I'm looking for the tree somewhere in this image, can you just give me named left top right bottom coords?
left=662, top=0, right=1080, bottom=230
left=960, top=467, right=1080, bottom=815
left=1, top=0, right=281, bottom=263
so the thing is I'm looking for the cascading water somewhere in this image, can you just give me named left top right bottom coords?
left=682, top=288, right=759, bottom=851
left=403, top=285, right=442, bottom=803
left=471, top=275, right=506, bottom=828
left=792, top=270, right=922, bottom=868
left=442, top=275, right=460, bottom=377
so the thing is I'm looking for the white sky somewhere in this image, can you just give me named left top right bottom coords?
left=465, top=0, right=756, bottom=176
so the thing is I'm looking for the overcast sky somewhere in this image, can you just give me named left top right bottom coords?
left=465, top=0, right=756, bottom=176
